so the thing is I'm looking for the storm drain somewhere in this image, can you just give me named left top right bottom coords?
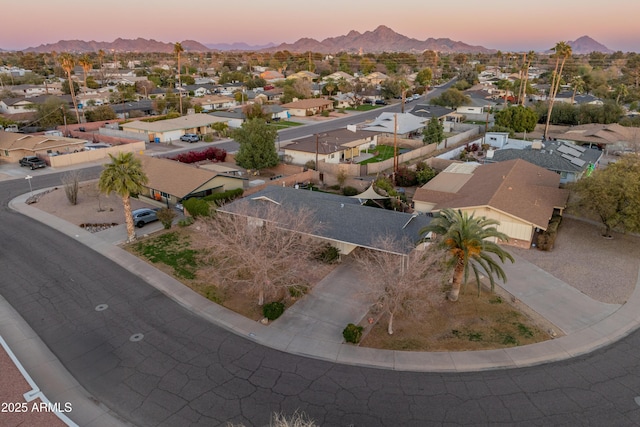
left=95, top=304, right=109, bottom=312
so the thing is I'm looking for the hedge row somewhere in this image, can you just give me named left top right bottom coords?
left=537, top=215, right=562, bottom=251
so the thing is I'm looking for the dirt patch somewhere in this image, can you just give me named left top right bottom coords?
left=30, top=180, right=157, bottom=226
left=359, top=284, right=554, bottom=352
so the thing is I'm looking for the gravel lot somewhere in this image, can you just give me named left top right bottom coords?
left=510, top=217, right=640, bottom=304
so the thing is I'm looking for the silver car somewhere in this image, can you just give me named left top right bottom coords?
left=132, top=208, right=159, bottom=228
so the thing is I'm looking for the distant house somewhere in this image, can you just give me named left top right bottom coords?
left=120, top=113, right=230, bottom=142
left=409, top=104, right=462, bottom=126
left=260, top=70, right=285, bottom=82
left=138, top=155, right=245, bottom=207
left=413, top=159, right=569, bottom=248
left=361, top=112, right=426, bottom=138
left=110, top=100, right=155, bottom=119
left=484, top=139, right=603, bottom=183
left=323, top=71, right=355, bottom=82
left=194, top=94, right=236, bottom=112
left=364, top=72, right=389, bottom=86
left=0, top=131, right=86, bottom=163
left=287, top=70, right=319, bottom=81
left=284, top=126, right=378, bottom=165
left=281, top=98, right=333, bottom=117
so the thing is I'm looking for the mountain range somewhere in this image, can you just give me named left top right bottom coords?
left=14, top=26, right=612, bottom=55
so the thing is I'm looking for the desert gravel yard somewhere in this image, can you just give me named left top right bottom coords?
left=510, top=216, right=640, bottom=304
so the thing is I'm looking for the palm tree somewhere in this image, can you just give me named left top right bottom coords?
left=520, top=51, right=536, bottom=106
left=570, top=76, right=585, bottom=104
left=59, top=52, right=80, bottom=124
left=419, top=209, right=514, bottom=302
left=97, top=49, right=106, bottom=84
left=543, top=42, right=572, bottom=140
left=98, top=152, right=148, bottom=243
left=78, top=54, right=93, bottom=91
left=174, top=42, right=184, bottom=115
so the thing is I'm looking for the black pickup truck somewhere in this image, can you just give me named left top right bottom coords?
left=19, top=156, right=47, bottom=170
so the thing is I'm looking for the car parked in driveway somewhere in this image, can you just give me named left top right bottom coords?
left=19, top=156, right=47, bottom=170
left=180, top=133, right=199, bottom=143
left=132, top=208, right=159, bottom=228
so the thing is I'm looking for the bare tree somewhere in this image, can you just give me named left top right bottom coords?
left=352, top=236, right=444, bottom=335
left=61, top=170, right=82, bottom=205
left=200, top=203, right=325, bottom=306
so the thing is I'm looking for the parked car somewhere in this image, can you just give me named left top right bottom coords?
left=132, top=208, right=159, bottom=228
left=180, top=133, right=199, bottom=143
left=375, top=99, right=388, bottom=105
left=19, top=156, right=47, bottom=170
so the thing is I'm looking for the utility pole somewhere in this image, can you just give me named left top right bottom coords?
left=315, top=133, right=319, bottom=171
left=393, top=114, right=398, bottom=174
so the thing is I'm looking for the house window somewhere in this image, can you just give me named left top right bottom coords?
left=560, top=171, right=568, bottom=179
left=160, top=192, right=170, bottom=198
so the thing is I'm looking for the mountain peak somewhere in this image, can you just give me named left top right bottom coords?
left=568, top=35, right=612, bottom=54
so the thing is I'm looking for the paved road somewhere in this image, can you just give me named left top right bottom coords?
left=2, top=170, right=640, bottom=426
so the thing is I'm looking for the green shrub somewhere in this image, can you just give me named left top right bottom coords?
left=537, top=214, right=562, bottom=251
left=315, top=244, right=340, bottom=264
left=178, top=217, right=194, bottom=227
left=263, top=301, right=285, bottom=320
left=342, top=186, right=358, bottom=196
left=288, top=284, right=309, bottom=298
left=203, top=134, right=214, bottom=142
left=203, top=188, right=244, bottom=205
left=156, top=207, right=176, bottom=229
left=343, top=323, right=363, bottom=344
left=304, top=160, right=316, bottom=171
left=321, top=110, right=330, bottom=117
left=182, top=198, right=210, bottom=218
left=328, top=184, right=341, bottom=191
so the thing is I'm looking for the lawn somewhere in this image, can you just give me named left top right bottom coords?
left=359, top=145, right=398, bottom=164
left=345, top=105, right=379, bottom=112
left=268, top=120, right=303, bottom=130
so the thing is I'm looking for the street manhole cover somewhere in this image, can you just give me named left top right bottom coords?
left=95, top=304, right=109, bottom=312
left=129, top=333, right=144, bottom=342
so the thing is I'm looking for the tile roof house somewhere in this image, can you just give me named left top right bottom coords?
left=412, top=159, right=569, bottom=248
left=484, top=139, right=603, bottom=184
left=281, top=98, right=333, bottom=117
left=284, top=126, right=379, bottom=165
left=137, top=155, right=245, bottom=207
left=219, top=186, right=432, bottom=255
left=525, top=123, right=638, bottom=149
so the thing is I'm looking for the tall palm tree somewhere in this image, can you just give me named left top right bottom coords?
left=174, top=42, right=184, bottom=115
left=520, top=51, right=536, bottom=106
left=97, top=49, right=106, bottom=84
left=59, top=52, right=80, bottom=124
left=78, top=54, right=93, bottom=91
left=543, top=41, right=572, bottom=140
left=419, top=209, right=514, bottom=302
left=98, top=152, right=148, bottom=243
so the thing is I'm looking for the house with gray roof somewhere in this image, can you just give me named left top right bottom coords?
left=219, top=186, right=432, bottom=255
left=484, top=139, right=603, bottom=184
left=361, top=112, right=426, bottom=138
left=284, top=126, right=379, bottom=165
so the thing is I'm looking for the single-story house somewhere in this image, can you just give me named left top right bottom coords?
left=284, top=126, right=379, bottom=165
left=138, top=155, right=246, bottom=207
left=194, top=94, right=236, bottom=112
left=412, top=159, right=569, bottom=248
left=364, top=72, right=389, bottom=86
left=361, top=112, right=426, bottom=138
left=323, top=71, right=355, bottom=82
left=525, top=123, right=638, bottom=150
left=219, top=185, right=432, bottom=255
left=281, top=98, right=333, bottom=117
left=484, top=139, right=603, bottom=184
left=287, top=71, right=319, bottom=81
left=110, top=100, right=155, bottom=119
left=0, top=131, right=87, bottom=163
left=120, top=113, right=230, bottom=143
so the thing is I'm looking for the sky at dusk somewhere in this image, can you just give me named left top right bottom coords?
left=3, top=0, right=639, bottom=52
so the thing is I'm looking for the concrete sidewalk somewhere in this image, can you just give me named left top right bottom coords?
left=5, top=191, right=640, bottom=424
